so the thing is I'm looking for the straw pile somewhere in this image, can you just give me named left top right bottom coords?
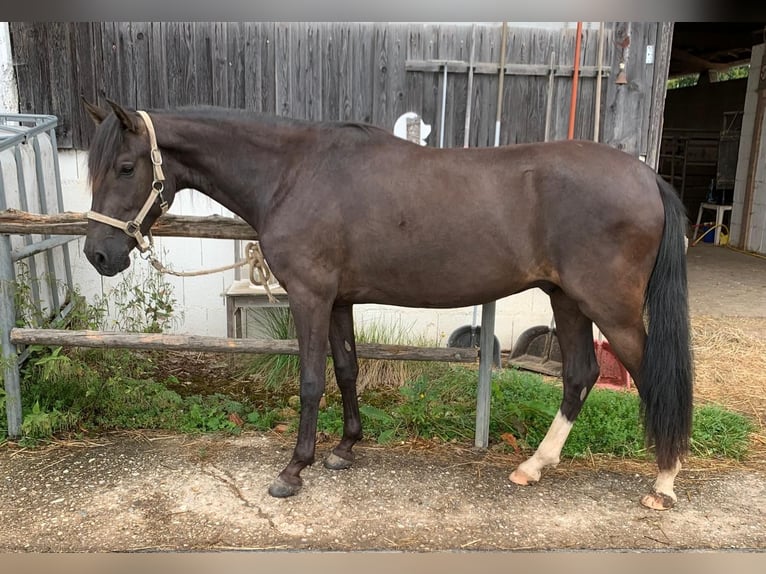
left=690, top=314, right=766, bottom=466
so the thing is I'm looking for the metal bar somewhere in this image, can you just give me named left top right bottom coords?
left=0, top=114, right=58, bottom=152
left=567, top=22, right=583, bottom=140
left=11, top=235, right=77, bottom=262
left=475, top=301, right=496, bottom=449
left=462, top=24, right=476, bottom=149
left=439, top=63, right=448, bottom=148
left=493, top=22, right=509, bottom=147
left=1, top=234, right=22, bottom=438
left=12, top=146, right=41, bottom=313
left=544, top=51, right=556, bottom=142
left=476, top=21, right=509, bottom=449
left=593, top=22, right=605, bottom=142
left=48, top=126, right=74, bottom=292
left=32, top=134, right=60, bottom=311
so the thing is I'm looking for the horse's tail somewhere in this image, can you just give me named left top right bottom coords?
left=639, top=175, right=694, bottom=470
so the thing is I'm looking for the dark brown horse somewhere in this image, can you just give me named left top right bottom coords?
left=82, top=100, right=693, bottom=510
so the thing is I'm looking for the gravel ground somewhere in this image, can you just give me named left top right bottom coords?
left=1, top=432, right=765, bottom=552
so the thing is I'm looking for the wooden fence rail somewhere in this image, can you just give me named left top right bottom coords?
left=0, top=209, right=258, bottom=240
left=10, top=328, right=479, bottom=363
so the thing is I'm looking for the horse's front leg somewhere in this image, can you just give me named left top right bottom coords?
left=268, top=290, right=333, bottom=498
left=324, top=303, right=362, bottom=470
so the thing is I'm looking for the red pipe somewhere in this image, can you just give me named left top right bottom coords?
left=567, top=22, right=583, bottom=140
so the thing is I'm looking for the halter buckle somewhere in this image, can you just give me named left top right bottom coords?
left=125, top=220, right=141, bottom=236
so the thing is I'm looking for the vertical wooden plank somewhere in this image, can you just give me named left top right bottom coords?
left=164, top=21, right=182, bottom=107
left=475, top=23, right=500, bottom=148
left=193, top=21, right=213, bottom=106
left=148, top=22, right=169, bottom=108
left=165, top=21, right=197, bottom=107
left=131, top=22, right=152, bottom=110
left=260, top=23, right=276, bottom=114
left=100, top=22, right=121, bottom=103
left=350, top=22, right=373, bottom=123
left=243, top=23, right=262, bottom=112
left=227, top=22, right=246, bottom=109
left=338, top=23, right=354, bottom=121
left=117, top=22, right=135, bottom=108
left=275, top=22, right=291, bottom=117
left=9, top=23, right=36, bottom=114
left=387, top=24, right=407, bottom=130
left=212, top=22, right=229, bottom=107
left=602, top=21, right=648, bottom=156
left=638, top=22, right=660, bottom=159
left=372, top=23, right=389, bottom=127
left=305, top=23, right=322, bottom=120
left=404, top=24, right=425, bottom=120
left=645, top=22, right=674, bottom=170
left=289, top=23, right=304, bottom=118
left=322, top=23, right=340, bottom=121
left=420, top=23, right=441, bottom=144
left=70, top=23, right=98, bottom=148
left=45, top=23, right=74, bottom=147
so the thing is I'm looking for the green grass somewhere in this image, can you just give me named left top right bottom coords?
left=1, top=342, right=755, bottom=461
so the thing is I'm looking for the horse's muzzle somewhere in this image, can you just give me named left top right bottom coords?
left=84, top=242, right=131, bottom=277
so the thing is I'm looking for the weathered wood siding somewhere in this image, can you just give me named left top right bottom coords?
left=9, top=22, right=670, bottom=160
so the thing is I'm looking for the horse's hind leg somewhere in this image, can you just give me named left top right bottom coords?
left=324, top=303, right=363, bottom=470
left=510, top=289, right=600, bottom=485
left=593, top=317, right=681, bottom=510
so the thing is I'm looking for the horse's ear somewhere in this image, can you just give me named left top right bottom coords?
left=82, top=97, right=108, bottom=125
left=105, top=98, right=138, bottom=133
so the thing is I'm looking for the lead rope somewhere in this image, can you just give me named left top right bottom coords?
left=148, top=241, right=280, bottom=303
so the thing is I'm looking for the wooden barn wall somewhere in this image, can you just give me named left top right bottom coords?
left=9, top=22, right=668, bottom=158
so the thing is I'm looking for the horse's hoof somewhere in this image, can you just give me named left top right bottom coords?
left=268, top=476, right=301, bottom=498
left=509, top=468, right=537, bottom=486
left=640, top=491, right=676, bottom=510
left=324, top=452, right=354, bottom=470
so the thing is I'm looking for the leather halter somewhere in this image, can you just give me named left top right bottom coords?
left=87, top=110, right=169, bottom=252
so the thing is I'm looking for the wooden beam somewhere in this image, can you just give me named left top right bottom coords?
left=0, top=209, right=258, bottom=240
left=9, top=328, right=480, bottom=363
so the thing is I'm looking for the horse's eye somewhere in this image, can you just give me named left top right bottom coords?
left=119, top=164, right=135, bottom=177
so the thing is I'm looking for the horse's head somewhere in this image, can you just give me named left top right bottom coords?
left=82, top=99, right=175, bottom=276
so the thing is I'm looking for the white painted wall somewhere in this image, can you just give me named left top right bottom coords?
left=731, top=43, right=766, bottom=255
left=0, top=22, right=18, bottom=113
left=58, top=149, right=555, bottom=349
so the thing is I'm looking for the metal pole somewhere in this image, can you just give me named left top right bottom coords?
left=593, top=22, right=605, bottom=142
left=493, top=21, right=509, bottom=147
left=544, top=51, right=556, bottom=142
left=439, top=63, right=448, bottom=148
left=476, top=21, right=508, bottom=449
left=1, top=234, right=21, bottom=438
left=567, top=21, right=583, bottom=140
left=463, top=24, right=477, bottom=148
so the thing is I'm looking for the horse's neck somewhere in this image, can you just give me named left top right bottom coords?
left=158, top=113, right=308, bottom=231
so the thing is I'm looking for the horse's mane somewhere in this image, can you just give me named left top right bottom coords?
left=88, top=107, right=390, bottom=192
